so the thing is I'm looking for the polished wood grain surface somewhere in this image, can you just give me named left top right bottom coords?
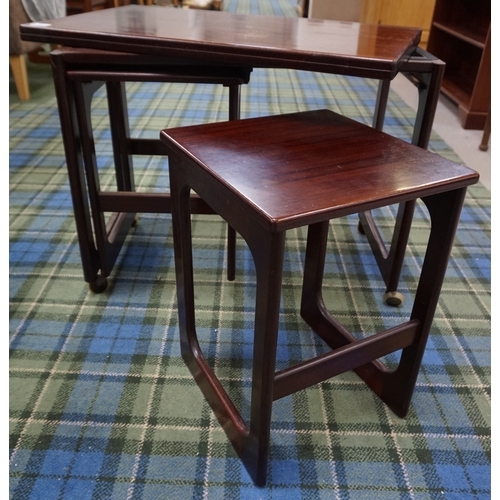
left=20, top=5, right=421, bottom=78
left=161, top=109, right=478, bottom=231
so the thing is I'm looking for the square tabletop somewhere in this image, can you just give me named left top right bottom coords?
left=160, top=110, right=479, bottom=231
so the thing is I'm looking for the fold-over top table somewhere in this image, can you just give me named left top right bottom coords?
left=20, top=5, right=420, bottom=79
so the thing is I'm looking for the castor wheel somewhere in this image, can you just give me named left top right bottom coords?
left=132, top=215, right=139, bottom=227
left=357, top=220, right=365, bottom=235
left=88, top=275, right=109, bottom=294
left=383, top=291, right=404, bottom=307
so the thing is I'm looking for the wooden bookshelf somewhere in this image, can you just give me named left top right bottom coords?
left=427, top=0, right=490, bottom=129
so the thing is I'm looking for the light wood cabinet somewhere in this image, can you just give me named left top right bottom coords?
left=298, top=0, right=436, bottom=49
left=360, top=0, right=437, bottom=48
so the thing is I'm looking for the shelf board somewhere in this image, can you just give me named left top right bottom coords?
left=432, top=22, right=486, bottom=48
left=440, top=73, right=473, bottom=109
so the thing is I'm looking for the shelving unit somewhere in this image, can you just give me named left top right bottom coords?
left=427, top=0, right=490, bottom=129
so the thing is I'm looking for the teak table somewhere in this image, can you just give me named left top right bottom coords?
left=20, top=6, right=444, bottom=302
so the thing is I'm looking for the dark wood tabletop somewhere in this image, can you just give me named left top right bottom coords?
left=20, top=5, right=421, bottom=79
left=161, top=110, right=478, bottom=231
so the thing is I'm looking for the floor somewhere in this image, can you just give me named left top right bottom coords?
left=390, top=74, right=491, bottom=191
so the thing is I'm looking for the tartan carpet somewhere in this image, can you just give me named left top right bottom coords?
left=9, top=0, right=491, bottom=498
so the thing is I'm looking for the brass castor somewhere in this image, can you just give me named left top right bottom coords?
left=383, top=291, right=404, bottom=307
left=132, top=215, right=139, bottom=227
left=357, top=220, right=365, bottom=235
left=88, top=275, right=109, bottom=294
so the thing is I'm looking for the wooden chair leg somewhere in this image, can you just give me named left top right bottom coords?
left=9, top=54, right=30, bottom=101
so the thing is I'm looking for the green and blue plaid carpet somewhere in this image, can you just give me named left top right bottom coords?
left=9, top=0, right=491, bottom=498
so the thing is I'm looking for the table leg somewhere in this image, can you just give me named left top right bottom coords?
left=225, top=81, right=242, bottom=281
left=170, top=153, right=285, bottom=487
left=372, top=79, right=390, bottom=131
left=51, top=52, right=105, bottom=291
left=360, top=52, right=446, bottom=306
left=106, top=80, right=136, bottom=192
left=73, top=79, right=137, bottom=283
left=368, top=186, right=468, bottom=416
left=302, top=187, right=467, bottom=418
left=358, top=200, right=416, bottom=306
left=409, top=56, right=445, bottom=149
left=242, top=224, right=285, bottom=486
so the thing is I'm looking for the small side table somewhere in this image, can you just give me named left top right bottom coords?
left=50, top=47, right=251, bottom=291
left=161, top=109, right=478, bottom=486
